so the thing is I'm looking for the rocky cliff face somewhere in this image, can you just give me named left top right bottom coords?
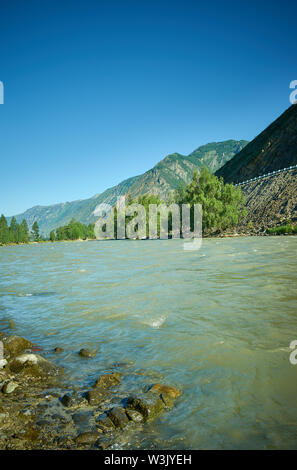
left=216, top=105, right=297, bottom=183
left=238, top=169, right=297, bottom=231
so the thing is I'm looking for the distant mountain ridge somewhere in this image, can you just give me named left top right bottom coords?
left=126, top=140, right=247, bottom=199
left=7, top=140, right=247, bottom=234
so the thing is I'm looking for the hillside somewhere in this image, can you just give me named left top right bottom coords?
left=127, top=140, right=247, bottom=198
left=215, top=105, right=297, bottom=232
left=238, top=169, right=297, bottom=231
left=8, top=175, right=141, bottom=236
left=8, top=140, right=247, bottom=234
left=216, top=105, right=297, bottom=183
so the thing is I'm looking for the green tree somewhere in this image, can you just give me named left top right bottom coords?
left=54, top=219, right=95, bottom=241
left=56, top=226, right=66, bottom=240
left=0, top=216, right=29, bottom=244
left=0, top=214, right=9, bottom=244
left=175, top=167, right=246, bottom=233
left=49, top=230, right=56, bottom=242
left=31, top=221, right=40, bottom=241
left=9, top=216, right=18, bottom=243
left=123, top=194, right=166, bottom=238
left=19, top=219, right=29, bottom=243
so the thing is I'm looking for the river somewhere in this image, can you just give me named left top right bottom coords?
left=0, top=237, right=296, bottom=449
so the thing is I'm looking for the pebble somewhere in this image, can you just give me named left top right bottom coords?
left=0, top=359, right=8, bottom=369
left=2, top=381, right=19, bottom=394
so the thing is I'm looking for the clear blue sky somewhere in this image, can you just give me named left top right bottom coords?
left=1, top=0, right=296, bottom=216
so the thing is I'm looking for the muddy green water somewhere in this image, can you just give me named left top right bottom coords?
left=0, top=237, right=297, bottom=449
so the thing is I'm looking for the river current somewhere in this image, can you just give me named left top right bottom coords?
left=0, top=237, right=296, bottom=449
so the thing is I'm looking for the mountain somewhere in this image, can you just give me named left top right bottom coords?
left=216, top=105, right=297, bottom=183
left=8, top=175, right=141, bottom=236
left=239, top=168, right=297, bottom=230
left=127, top=140, right=247, bottom=198
left=215, top=105, right=297, bottom=231
left=7, top=140, right=247, bottom=235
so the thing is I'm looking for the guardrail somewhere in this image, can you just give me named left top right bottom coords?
left=235, top=164, right=297, bottom=186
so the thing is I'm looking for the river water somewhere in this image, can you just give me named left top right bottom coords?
left=0, top=237, right=297, bottom=449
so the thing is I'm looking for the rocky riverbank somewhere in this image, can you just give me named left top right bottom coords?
left=0, top=333, right=181, bottom=450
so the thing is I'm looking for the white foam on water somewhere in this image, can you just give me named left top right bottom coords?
left=267, top=347, right=291, bottom=353
left=143, top=315, right=168, bottom=329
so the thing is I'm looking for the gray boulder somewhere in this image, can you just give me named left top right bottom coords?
left=9, top=353, right=62, bottom=377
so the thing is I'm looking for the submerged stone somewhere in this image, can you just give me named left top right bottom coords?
left=84, top=373, right=121, bottom=407
left=72, top=410, right=93, bottom=428
left=78, top=348, right=96, bottom=358
left=149, top=383, right=181, bottom=399
left=75, top=430, right=100, bottom=444
left=61, top=392, right=86, bottom=408
left=107, top=407, right=129, bottom=429
left=95, top=413, right=115, bottom=433
left=61, top=394, right=75, bottom=407
left=92, top=373, right=121, bottom=389
left=85, top=387, right=106, bottom=405
left=125, top=408, right=144, bottom=423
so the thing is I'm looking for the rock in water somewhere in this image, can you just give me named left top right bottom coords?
left=95, top=414, right=115, bottom=433
left=107, top=407, right=129, bottom=429
left=125, top=409, right=144, bottom=423
left=78, top=348, right=96, bottom=358
left=85, top=387, right=106, bottom=405
left=8, top=353, right=63, bottom=377
left=125, top=394, right=166, bottom=422
left=85, top=373, right=121, bottom=405
left=2, top=335, right=33, bottom=357
left=72, top=410, right=93, bottom=430
left=92, top=373, right=121, bottom=389
left=148, top=383, right=182, bottom=407
left=61, top=394, right=75, bottom=407
left=75, top=431, right=100, bottom=445
left=149, top=383, right=182, bottom=398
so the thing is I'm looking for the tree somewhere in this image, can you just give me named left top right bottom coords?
left=54, top=219, right=95, bottom=241
left=19, top=220, right=29, bottom=243
left=121, top=194, right=166, bottom=239
left=9, top=216, right=18, bottom=243
left=31, top=221, right=40, bottom=241
left=49, top=230, right=56, bottom=242
left=175, top=167, right=246, bottom=233
left=0, top=215, right=30, bottom=244
left=0, top=214, right=9, bottom=244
